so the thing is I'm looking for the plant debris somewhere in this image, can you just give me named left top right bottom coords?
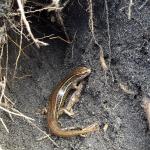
left=142, top=96, right=150, bottom=129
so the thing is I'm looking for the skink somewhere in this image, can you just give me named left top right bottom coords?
left=47, top=67, right=99, bottom=137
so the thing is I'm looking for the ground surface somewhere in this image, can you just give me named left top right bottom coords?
left=0, top=0, right=150, bottom=149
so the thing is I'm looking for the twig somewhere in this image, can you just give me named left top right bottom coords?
left=7, top=34, right=28, bottom=58
left=88, top=0, right=94, bottom=38
left=5, top=30, right=8, bottom=82
left=16, top=0, right=48, bottom=47
left=14, top=74, right=32, bottom=80
left=57, top=11, right=70, bottom=42
left=51, top=0, right=60, bottom=8
left=0, top=45, right=4, bottom=77
left=0, top=77, right=6, bottom=103
left=13, top=16, right=23, bottom=78
left=13, top=6, right=62, bottom=16
left=0, top=105, right=34, bottom=121
left=0, top=118, right=9, bottom=133
left=49, top=36, right=71, bottom=44
left=9, top=1, right=63, bottom=17
left=139, top=0, right=149, bottom=10
left=104, top=0, right=115, bottom=82
left=17, top=7, right=62, bottom=16
left=22, top=35, right=55, bottom=50
left=0, top=45, right=5, bottom=103
left=128, top=0, right=134, bottom=20
left=3, top=95, right=15, bottom=106
left=71, top=31, right=77, bottom=59
left=4, top=14, right=30, bottom=41
left=51, top=0, right=70, bottom=42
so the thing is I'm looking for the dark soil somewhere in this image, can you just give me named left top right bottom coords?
left=0, top=0, right=150, bottom=149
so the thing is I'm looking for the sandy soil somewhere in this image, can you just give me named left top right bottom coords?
left=0, top=0, right=150, bottom=149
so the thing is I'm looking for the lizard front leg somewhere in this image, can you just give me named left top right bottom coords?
left=57, top=82, right=84, bottom=118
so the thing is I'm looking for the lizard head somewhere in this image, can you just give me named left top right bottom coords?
left=71, top=67, right=91, bottom=78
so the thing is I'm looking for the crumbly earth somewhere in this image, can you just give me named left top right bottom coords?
left=0, top=0, right=150, bottom=149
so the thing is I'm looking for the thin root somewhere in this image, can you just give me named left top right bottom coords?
left=0, top=118, right=9, bottom=133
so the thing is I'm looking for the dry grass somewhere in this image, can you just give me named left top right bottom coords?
left=0, top=0, right=70, bottom=147
left=0, top=32, right=35, bottom=134
left=0, top=25, right=35, bottom=132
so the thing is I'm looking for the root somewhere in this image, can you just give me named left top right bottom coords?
left=16, top=0, right=48, bottom=48
left=104, top=0, right=111, bottom=68
left=88, top=0, right=94, bottom=39
left=99, top=46, right=108, bottom=72
left=87, top=0, right=104, bottom=56
left=128, top=0, right=134, bottom=20
left=13, top=16, right=23, bottom=78
left=99, top=46, right=108, bottom=84
left=142, top=96, right=150, bottom=129
left=87, top=0, right=114, bottom=82
left=139, top=0, right=149, bottom=10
